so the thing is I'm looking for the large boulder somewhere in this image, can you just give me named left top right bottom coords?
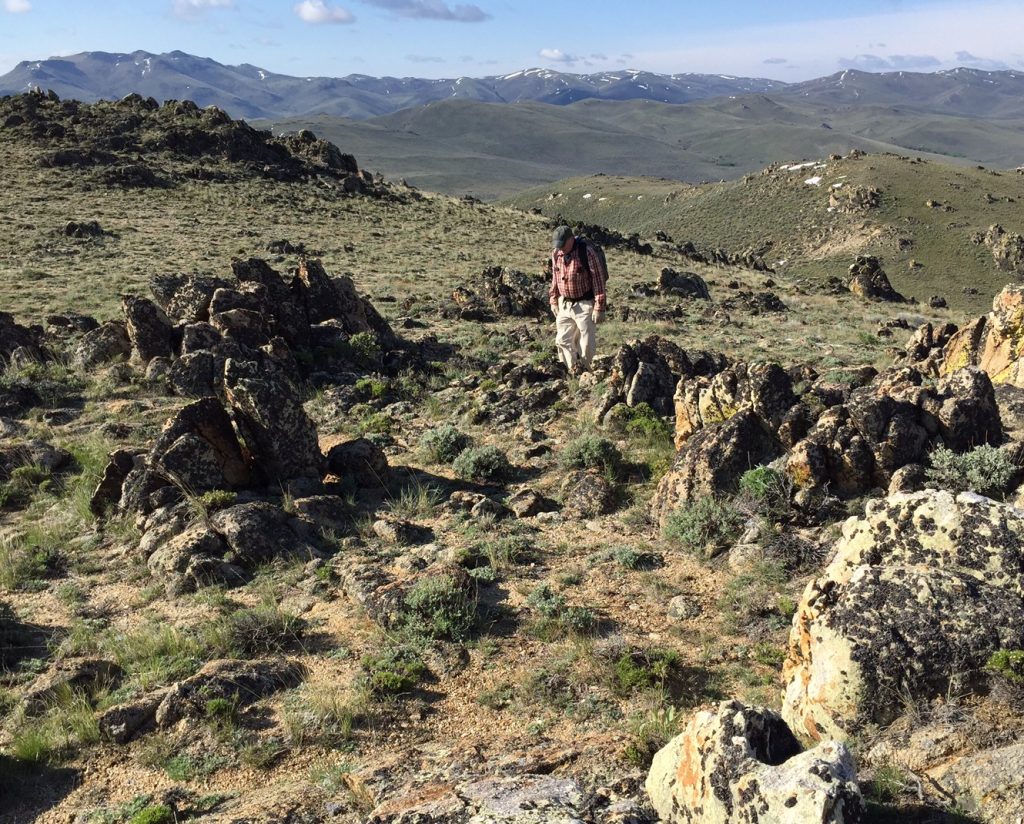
left=940, top=283, right=1024, bottom=387
left=652, top=409, right=783, bottom=525
left=984, top=224, right=1024, bottom=275
left=646, top=700, right=864, bottom=824
left=210, top=501, right=319, bottom=566
left=931, top=740, right=1024, bottom=824
left=222, top=359, right=321, bottom=481
left=782, top=490, right=1024, bottom=742
left=122, top=294, right=174, bottom=364
left=600, top=337, right=726, bottom=421
left=72, top=321, right=131, bottom=369
left=149, top=397, right=254, bottom=492
left=673, top=361, right=798, bottom=448
left=847, top=255, right=906, bottom=302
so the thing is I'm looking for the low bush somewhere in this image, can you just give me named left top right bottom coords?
left=737, top=466, right=790, bottom=520
left=663, top=497, right=745, bottom=559
left=419, top=424, right=470, bottom=464
left=926, top=444, right=1018, bottom=498
left=361, top=646, right=426, bottom=696
left=452, top=445, right=511, bottom=482
left=203, top=602, right=306, bottom=658
left=398, top=574, right=476, bottom=641
left=560, top=435, right=622, bottom=476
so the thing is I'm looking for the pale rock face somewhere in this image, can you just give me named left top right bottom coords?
left=782, top=490, right=1024, bottom=742
left=941, top=283, right=1024, bottom=387
left=646, top=700, right=864, bottom=824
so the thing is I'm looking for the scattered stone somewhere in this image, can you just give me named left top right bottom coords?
left=561, top=470, right=615, bottom=519
left=325, top=438, right=389, bottom=488
left=984, top=224, right=1024, bottom=275
left=373, top=517, right=418, bottom=546
left=667, top=595, right=700, bottom=621
left=72, top=321, right=131, bottom=369
left=506, top=488, right=558, bottom=518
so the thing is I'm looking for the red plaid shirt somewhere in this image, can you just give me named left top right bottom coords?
left=549, top=239, right=607, bottom=312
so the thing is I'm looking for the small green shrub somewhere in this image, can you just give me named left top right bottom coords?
left=399, top=575, right=476, bottom=640
left=361, top=646, right=426, bottom=696
left=342, top=332, right=382, bottom=369
left=526, top=584, right=595, bottom=638
left=738, top=466, right=791, bottom=520
left=926, top=444, right=1017, bottom=498
left=0, top=464, right=53, bottom=509
left=986, top=649, right=1024, bottom=684
left=204, top=603, right=306, bottom=657
left=663, top=497, right=745, bottom=559
left=196, top=489, right=237, bottom=514
left=354, top=376, right=388, bottom=399
left=127, top=806, right=174, bottom=824
left=452, top=445, right=511, bottom=482
left=560, top=435, right=622, bottom=475
left=419, top=424, right=471, bottom=464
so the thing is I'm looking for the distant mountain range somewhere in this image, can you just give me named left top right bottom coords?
left=0, top=50, right=786, bottom=119
left=4, top=51, right=1024, bottom=199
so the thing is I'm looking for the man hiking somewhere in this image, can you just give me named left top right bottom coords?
left=548, top=225, right=607, bottom=374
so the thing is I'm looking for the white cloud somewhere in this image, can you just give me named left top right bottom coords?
left=539, top=48, right=577, bottom=64
left=954, top=50, right=1012, bottom=70
left=295, top=0, right=354, bottom=24
left=625, top=2, right=1024, bottom=81
left=4, top=0, right=32, bottom=12
left=839, top=53, right=942, bottom=72
left=172, top=0, right=232, bottom=19
left=365, top=0, right=488, bottom=22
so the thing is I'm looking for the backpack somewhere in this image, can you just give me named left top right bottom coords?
left=575, top=236, right=608, bottom=283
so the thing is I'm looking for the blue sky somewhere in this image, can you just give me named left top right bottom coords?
left=1, top=0, right=1022, bottom=80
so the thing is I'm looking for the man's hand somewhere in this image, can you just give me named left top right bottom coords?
left=593, top=310, right=605, bottom=325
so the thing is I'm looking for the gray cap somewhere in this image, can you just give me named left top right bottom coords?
left=551, top=225, right=573, bottom=250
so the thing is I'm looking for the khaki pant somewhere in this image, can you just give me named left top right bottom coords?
left=555, top=297, right=596, bottom=370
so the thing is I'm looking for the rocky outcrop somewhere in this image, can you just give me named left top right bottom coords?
left=828, top=185, right=881, bottom=212
left=782, top=490, right=1024, bottom=742
left=442, top=267, right=549, bottom=321
left=599, top=336, right=727, bottom=422
left=673, top=361, right=797, bottom=449
left=646, top=700, right=864, bottom=824
left=72, top=321, right=131, bottom=369
left=785, top=366, right=1000, bottom=496
left=939, top=283, right=1024, bottom=387
left=984, top=224, right=1024, bottom=275
left=847, top=256, right=906, bottom=302
left=931, top=741, right=1024, bottom=824
left=122, top=294, right=174, bottom=364
left=652, top=409, right=784, bottom=524
left=155, top=658, right=306, bottom=727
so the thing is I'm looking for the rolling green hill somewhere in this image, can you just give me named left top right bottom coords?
left=504, top=152, right=1024, bottom=316
left=265, top=94, right=1024, bottom=200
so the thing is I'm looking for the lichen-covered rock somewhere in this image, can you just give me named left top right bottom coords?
left=122, top=294, right=174, bottom=364
left=89, top=448, right=139, bottom=516
left=324, top=437, right=389, bottom=488
left=673, top=361, right=797, bottom=448
left=155, top=658, right=306, bottom=727
left=782, top=490, right=1024, bottom=742
left=145, top=522, right=234, bottom=595
left=931, top=740, right=1024, bottom=824
left=210, top=501, right=319, bottom=567
left=646, top=700, right=864, bottom=824
left=600, top=337, right=727, bottom=422
left=149, top=396, right=254, bottom=492
left=0, top=311, right=41, bottom=361
left=560, top=470, right=615, bottom=519
left=72, top=320, right=131, bottom=369
left=652, top=409, right=783, bottom=525
left=897, top=321, right=959, bottom=374
left=847, top=256, right=906, bottom=302
left=223, top=358, right=321, bottom=481
left=940, top=283, right=1024, bottom=387
left=984, top=224, right=1024, bottom=275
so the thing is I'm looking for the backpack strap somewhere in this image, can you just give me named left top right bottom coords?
left=575, top=237, right=591, bottom=276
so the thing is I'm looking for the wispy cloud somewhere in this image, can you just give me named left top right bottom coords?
left=4, top=0, right=32, bottom=12
left=538, top=48, right=576, bottom=64
left=763, top=57, right=787, bottom=65
left=172, top=0, right=232, bottom=18
left=407, top=53, right=444, bottom=63
left=838, top=53, right=942, bottom=71
left=364, top=0, right=488, bottom=22
left=295, top=0, right=354, bottom=24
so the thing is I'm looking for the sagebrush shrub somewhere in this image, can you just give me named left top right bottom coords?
left=926, top=444, right=1018, bottom=498
left=419, top=424, right=470, bottom=464
left=663, top=497, right=745, bottom=559
left=452, top=445, right=510, bottom=482
left=560, top=435, right=622, bottom=475
left=399, top=574, right=476, bottom=640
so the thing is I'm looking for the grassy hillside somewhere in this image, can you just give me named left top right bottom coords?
left=505, top=152, right=1024, bottom=316
left=264, top=93, right=1024, bottom=200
